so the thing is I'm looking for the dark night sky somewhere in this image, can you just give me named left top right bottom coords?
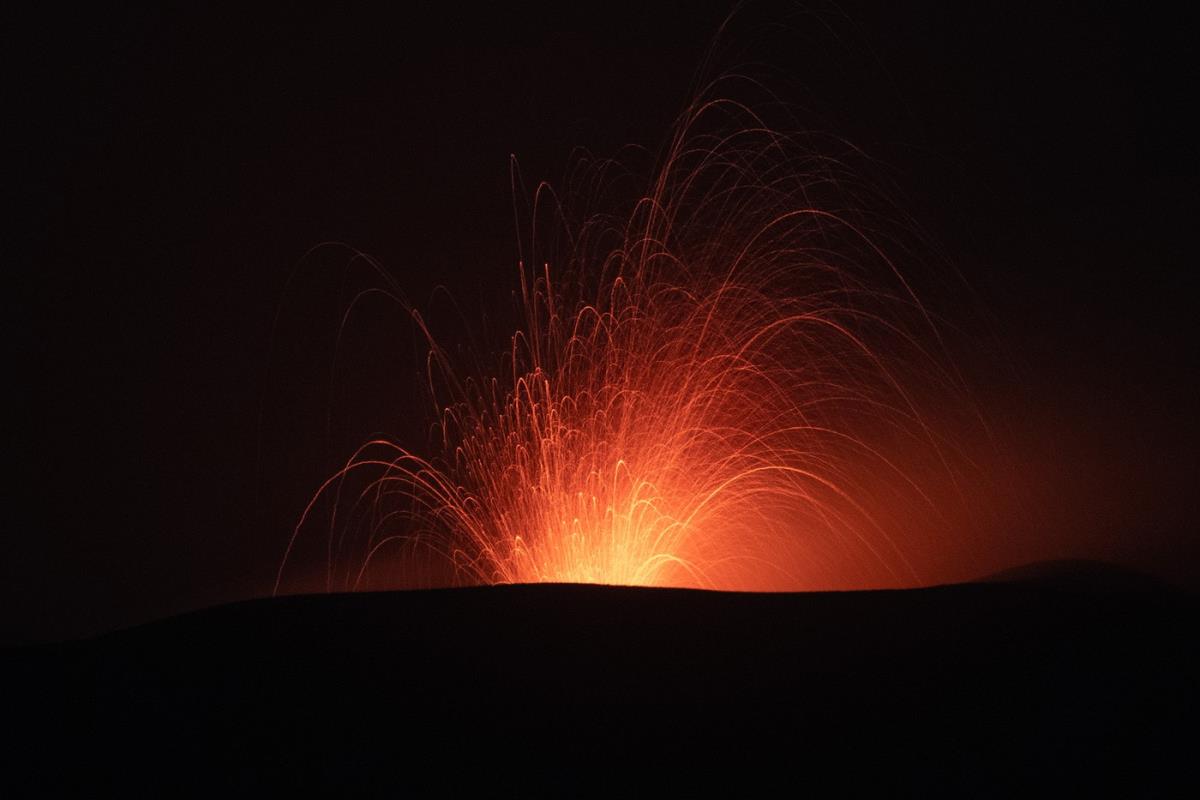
left=14, top=2, right=1197, bottom=641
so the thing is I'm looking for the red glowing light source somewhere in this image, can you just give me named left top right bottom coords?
left=277, top=93, right=974, bottom=594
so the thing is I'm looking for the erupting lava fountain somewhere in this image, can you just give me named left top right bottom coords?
left=277, top=86, right=979, bottom=594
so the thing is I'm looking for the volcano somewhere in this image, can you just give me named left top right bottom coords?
left=7, top=560, right=1195, bottom=792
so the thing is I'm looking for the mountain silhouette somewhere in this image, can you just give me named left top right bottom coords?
left=6, top=561, right=1195, bottom=792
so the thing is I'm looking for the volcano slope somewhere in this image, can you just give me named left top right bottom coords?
left=6, top=560, right=1195, bottom=792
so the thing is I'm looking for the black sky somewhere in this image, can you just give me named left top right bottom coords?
left=15, top=2, right=1197, bottom=641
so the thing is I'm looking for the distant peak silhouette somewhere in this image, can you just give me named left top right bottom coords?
left=978, top=559, right=1170, bottom=592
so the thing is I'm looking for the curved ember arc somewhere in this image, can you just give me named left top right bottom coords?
left=276, top=91, right=972, bottom=594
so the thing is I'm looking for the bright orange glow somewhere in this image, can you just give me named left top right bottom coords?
left=276, top=95, right=975, bottom=594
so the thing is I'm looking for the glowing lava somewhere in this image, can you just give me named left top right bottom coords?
left=277, top=94, right=968, bottom=593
